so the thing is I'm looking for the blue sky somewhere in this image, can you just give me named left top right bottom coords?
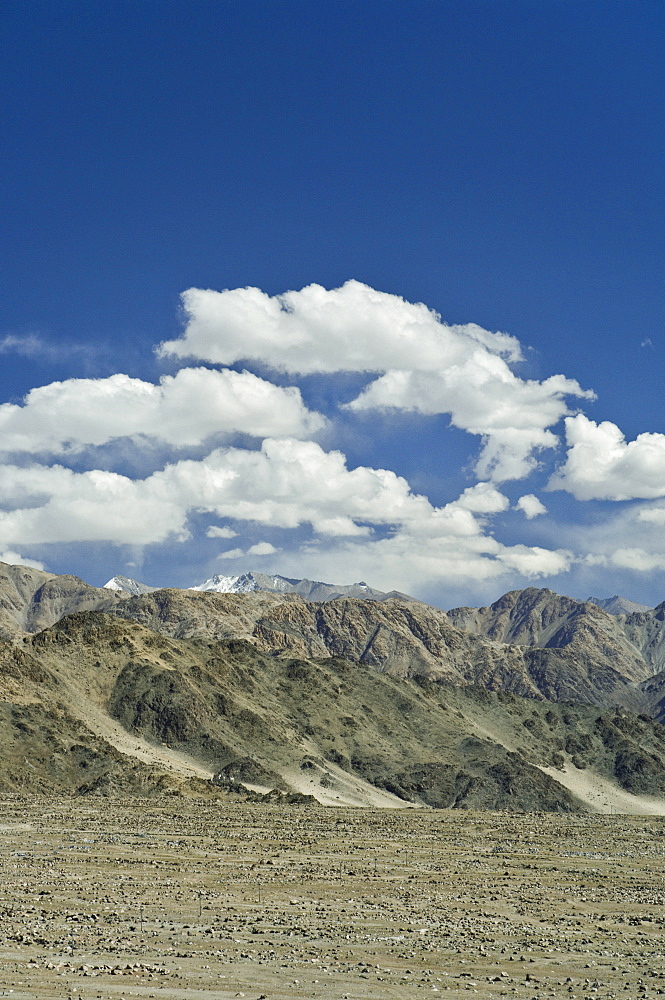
left=1, top=0, right=664, bottom=607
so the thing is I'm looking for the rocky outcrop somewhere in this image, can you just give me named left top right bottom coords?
left=108, top=587, right=302, bottom=641
left=0, top=561, right=128, bottom=640
left=448, top=588, right=642, bottom=662
left=106, top=590, right=654, bottom=711
left=587, top=595, right=652, bottom=615
left=3, top=564, right=665, bottom=808
left=620, top=601, right=665, bottom=675
left=2, top=608, right=665, bottom=810
left=448, top=587, right=657, bottom=695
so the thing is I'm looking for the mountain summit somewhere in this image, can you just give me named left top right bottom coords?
left=106, top=570, right=416, bottom=603
left=189, top=570, right=416, bottom=602
left=587, top=595, right=652, bottom=615
left=103, top=575, right=157, bottom=596
left=4, top=558, right=665, bottom=810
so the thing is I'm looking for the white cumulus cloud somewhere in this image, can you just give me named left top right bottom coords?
left=294, top=526, right=572, bottom=596
left=528, top=496, right=665, bottom=588
left=216, top=541, right=281, bottom=560
left=609, top=549, right=665, bottom=572
left=550, top=415, right=665, bottom=501
left=158, top=281, right=592, bottom=482
left=497, top=543, right=572, bottom=577
left=0, top=367, right=324, bottom=455
left=0, top=463, right=189, bottom=545
left=158, top=280, right=524, bottom=372
left=205, top=525, right=238, bottom=538
left=6, top=282, right=643, bottom=598
left=346, top=366, right=591, bottom=482
left=451, top=482, right=510, bottom=515
left=157, top=438, right=434, bottom=536
left=515, top=494, right=547, bottom=519
left=637, top=507, right=665, bottom=525
left=247, top=541, right=280, bottom=556
left=0, top=438, right=568, bottom=591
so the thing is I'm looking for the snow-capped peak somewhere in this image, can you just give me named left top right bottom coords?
left=104, top=569, right=415, bottom=604
left=189, top=574, right=243, bottom=593
left=189, top=571, right=304, bottom=594
left=103, top=575, right=156, bottom=596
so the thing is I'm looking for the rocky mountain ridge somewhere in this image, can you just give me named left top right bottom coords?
left=0, top=561, right=129, bottom=641
left=4, top=606, right=665, bottom=812
left=3, top=560, right=665, bottom=810
left=4, top=563, right=665, bottom=714
left=107, top=569, right=417, bottom=603
left=99, top=586, right=665, bottom=715
left=587, top=595, right=652, bottom=615
left=447, top=587, right=665, bottom=705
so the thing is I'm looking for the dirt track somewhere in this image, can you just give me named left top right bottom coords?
left=1, top=797, right=665, bottom=999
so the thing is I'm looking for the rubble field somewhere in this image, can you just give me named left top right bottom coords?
left=0, top=797, right=664, bottom=999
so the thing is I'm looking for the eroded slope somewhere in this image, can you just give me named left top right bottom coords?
left=0, top=560, right=128, bottom=641
left=2, top=610, right=665, bottom=811
left=108, top=590, right=653, bottom=710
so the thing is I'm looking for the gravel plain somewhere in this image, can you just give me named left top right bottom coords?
left=1, top=797, right=665, bottom=999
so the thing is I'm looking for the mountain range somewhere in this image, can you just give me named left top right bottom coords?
left=105, top=570, right=416, bottom=603
left=586, top=595, right=652, bottom=615
left=103, top=571, right=657, bottom=617
left=2, top=559, right=665, bottom=813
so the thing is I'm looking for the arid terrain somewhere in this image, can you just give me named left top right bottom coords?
left=1, top=797, right=665, bottom=999
left=4, top=561, right=665, bottom=811
left=3, top=563, right=665, bottom=996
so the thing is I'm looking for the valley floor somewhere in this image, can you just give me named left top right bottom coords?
left=0, top=798, right=664, bottom=999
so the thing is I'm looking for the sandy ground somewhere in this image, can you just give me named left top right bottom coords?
left=67, top=706, right=416, bottom=807
left=280, top=740, right=416, bottom=808
left=539, top=761, right=665, bottom=815
left=64, top=698, right=216, bottom=782
left=1, top=797, right=665, bottom=999
left=469, top=712, right=665, bottom=816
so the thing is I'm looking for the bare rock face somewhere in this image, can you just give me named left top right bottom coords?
left=4, top=563, right=665, bottom=808
left=448, top=587, right=655, bottom=693
left=105, top=590, right=650, bottom=711
left=448, top=587, right=638, bottom=657
left=0, top=561, right=127, bottom=640
left=23, top=575, right=128, bottom=634
left=108, top=587, right=303, bottom=641
left=0, top=563, right=58, bottom=640
left=253, top=598, right=471, bottom=680
left=621, top=601, right=665, bottom=671
left=2, top=607, right=665, bottom=811
left=588, top=594, right=652, bottom=615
